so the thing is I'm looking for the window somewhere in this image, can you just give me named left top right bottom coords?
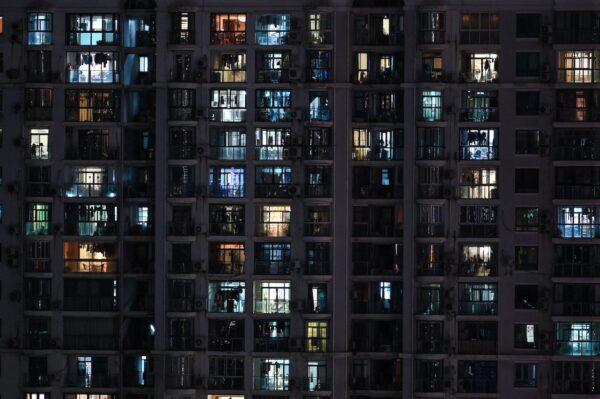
left=459, top=205, right=498, bottom=237
left=352, top=128, right=403, bottom=161
left=460, top=128, right=498, bottom=160
left=255, top=14, right=291, bottom=45
left=209, top=242, right=245, bottom=274
left=556, top=206, right=600, bottom=238
left=420, top=90, right=442, bottom=122
left=417, top=127, right=444, bottom=160
left=516, top=52, right=540, bottom=77
left=308, top=12, right=332, bottom=45
left=422, top=51, right=443, bottom=81
left=460, top=13, right=500, bottom=44
left=514, top=363, right=537, bottom=387
left=462, top=52, right=498, bottom=83
left=64, top=203, right=118, bottom=236
left=306, top=242, right=331, bottom=275
left=26, top=50, right=52, bottom=82
left=255, top=166, right=292, bottom=198
left=255, top=128, right=291, bottom=161
left=555, top=322, right=600, bottom=356
left=554, top=11, right=600, bottom=44
left=306, top=127, right=332, bottom=160
left=169, top=126, right=195, bottom=160
left=461, top=91, right=499, bottom=122
left=557, top=90, right=600, bottom=122
left=516, top=91, right=540, bottom=115
left=515, top=169, right=539, bottom=193
left=353, top=90, right=402, bottom=122
left=458, top=168, right=498, bottom=199
left=25, top=88, right=53, bottom=121
left=305, top=205, right=331, bottom=236
left=515, top=285, right=538, bottom=309
left=557, top=51, right=600, bottom=83
left=255, top=243, right=291, bottom=275
left=459, top=244, right=497, bottom=276
left=515, top=246, right=538, bottom=271
left=353, top=14, right=403, bottom=45
left=211, top=52, right=246, bottom=83
left=516, top=14, right=540, bottom=38
left=307, top=50, right=332, bottom=82
left=208, top=166, right=245, bottom=198
left=209, top=128, right=246, bottom=160
left=28, top=128, right=50, bottom=160
left=458, top=283, right=497, bottom=315
left=305, top=321, right=328, bottom=352
left=256, top=205, right=291, bottom=237
left=211, top=14, right=246, bottom=45
left=28, top=13, right=52, bottom=45
left=168, top=88, right=195, bottom=121
left=306, top=166, right=332, bottom=198
left=25, top=203, right=51, bottom=235
left=64, top=241, right=117, bottom=273
left=208, top=281, right=245, bottom=313
left=255, top=90, right=291, bottom=122
left=309, top=92, right=330, bottom=121
left=170, top=12, right=194, bottom=44
left=514, top=323, right=537, bottom=349
left=515, top=129, right=541, bottom=155
left=515, top=207, right=539, bottom=232
left=256, top=51, right=291, bottom=83
left=67, top=14, right=119, bottom=45
left=253, top=358, right=290, bottom=391
left=66, top=52, right=119, bottom=83
left=356, top=52, right=368, bottom=83
left=419, top=12, right=445, bottom=44
left=65, top=89, right=119, bottom=122
left=254, top=281, right=291, bottom=314
left=209, top=89, right=246, bottom=122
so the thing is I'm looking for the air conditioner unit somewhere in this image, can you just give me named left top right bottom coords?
left=442, top=186, right=455, bottom=200
left=289, top=67, right=302, bottom=81
left=195, top=224, right=207, bottom=235
left=193, top=261, right=207, bottom=273
left=287, top=185, right=302, bottom=197
left=287, top=30, right=303, bottom=44
left=539, top=104, right=552, bottom=115
left=290, top=109, right=304, bottom=120
left=194, top=337, right=206, bottom=349
left=194, top=298, right=206, bottom=311
left=196, top=145, right=206, bottom=157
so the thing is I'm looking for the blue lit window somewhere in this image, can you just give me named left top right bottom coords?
left=459, top=128, right=498, bottom=160
left=209, top=166, right=245, bottom=198
left=420, top=90, right=442, bottom=121
left=28, top=13, right=53, bottom=45
left=557, top=206, right=600, bottom=238
left=255, top=14, right=291, bottom=45
left=256, top=90, right=291, bottom=122
left=309, top=92, right=330, bottom=121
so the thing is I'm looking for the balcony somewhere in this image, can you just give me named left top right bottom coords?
left=165, top=373, right=194, bottom=389
left=254, top=261, right=291, bottom=275
left=63, top=334, right=118, bottom=350
left=168, top=336, right=194, bottom=351
left=304, top=376, right=330, bottom=392
left=124, top=371, right=155, bottom=388
left=24, top=374, right=52, bottom=387
left=207, top=376, right=244, bottom=390
left=65, top=146, right=119, bottom=161
left=63, top=296, right=118, bottom=312
left=168, top=260, right=196, bottom=274
left=125, top=223, right=154, bottom=236
left=255, top=337, right=290, bottom=352
left=554, top=262, right=600, bottom=278
left=352, top=299, right=402, bottom=314
left=64, top=259, right=117, bottom=273
left=556, top=185, right=600, bottom=200
left=168, top=222, right=195, bottom=236
left=459, top=225, right=498, bottom=238
left=459, top=262, right=497, bottom=277
left=305, top=261, right=330, bottom=276
left=553, top=302, right=600, bottom=316
left=24, top=296, right=51, bottom=311
left=64, top=183, right=119, bottom=199
left=458, top=301, right=497, bottom=315
left=209, top=335, right=244, bottom=352
left=350, top=376, right=402, bottom=391
left=26, top=183, right=55, bottom=197
left=209, top=222, right=244, bottom=236
left=458, top=340, right=497, bottom=354
left=64, top=221, right=118, bottom=237
left=65, top=373, right=119, bottom=388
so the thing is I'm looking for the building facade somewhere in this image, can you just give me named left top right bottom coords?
left=0, top=0, right=598, bottom=398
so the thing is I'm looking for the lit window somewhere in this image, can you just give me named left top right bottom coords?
left=29, top=128, right=50, bottom=160
left=459, top=168, right=498, bottom=199
left=420, top=90, right=442, bottom=121
left=64, top=241, right=117, bottom=273
left=254, top=280, right=291, bottom=314
left=557, top=51, right=600, bottom=83
left=460, top=13, right=500, bottom=44
left=27, top=13, right=53, bottom=45
left=139, top=56, right=149, bottom=72
left=255, top=14, right=291, bottom=45
left=66, top=52, right=120, bottom=83
left=463, top=53, right=498, bottom=83
left=256, top=205, right=291, bottom=237
left=211, top=13, right=246, bottom=45
left=67, top=14, right=119, bottom=46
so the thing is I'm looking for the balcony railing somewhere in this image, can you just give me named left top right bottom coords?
left=458, top=340, right=497, bottom=354
left=255, top=337, right=290, bottom=352
left=353, top=261, right=401, bottom=276
left=209, top=335, right=244, bottom=351
left=63, top=296, right=118, bottom=312
left=555, top=185, right=600, bottom=199
left=553, top=302, right=600, bottom=316
left=209, top=261, right=244, bottom=275
left=352, top=299, right=402, bottom=314
left=305, top=261, right=331, bottom=275
left=63, top=334, right=118, bottom=350
left=168, top=335, right=194, bottom=350
left=65, top=373, right=120, bottom=388
left=124, top=371, right=155, bottom=387
left=554, top=262, right=600, bottom=277
left=207, top=376, right=244, bottom=390
left=209, top=222, right=244, bottom=236
left=254, top=261, right=291, bottom=275
left=168, top=222, right=195, bottom=236
left=63, top=221, right=118, bottom=236
left=458, top=301, right=497, bottom=315
left=459, top=262, right=497, bottom=277
left=458, top=379, right=496, bottom=393
left=64, top=259, right=117, bottom=273
left=64, top=183, right=118, bottom=198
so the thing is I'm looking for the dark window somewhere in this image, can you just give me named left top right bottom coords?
left=515, top=169, right=539, bottom=193
left=516, top=91, right=539, bottom=115
left=515, top=129, right=540, bottom=155
left=515, top=246, right=538, bottom=271
left=516, top=14, right=540, bottom=38
left=514, top=285, right=538, bottom=309
left=514, top=363, right=537, bottom=387
left=515, top=207, right=539, bottom=232
left=516, top=52, right=540, bottom=77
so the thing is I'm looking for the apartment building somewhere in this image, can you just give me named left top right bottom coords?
left=0, top=0, right=598, bottom=398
